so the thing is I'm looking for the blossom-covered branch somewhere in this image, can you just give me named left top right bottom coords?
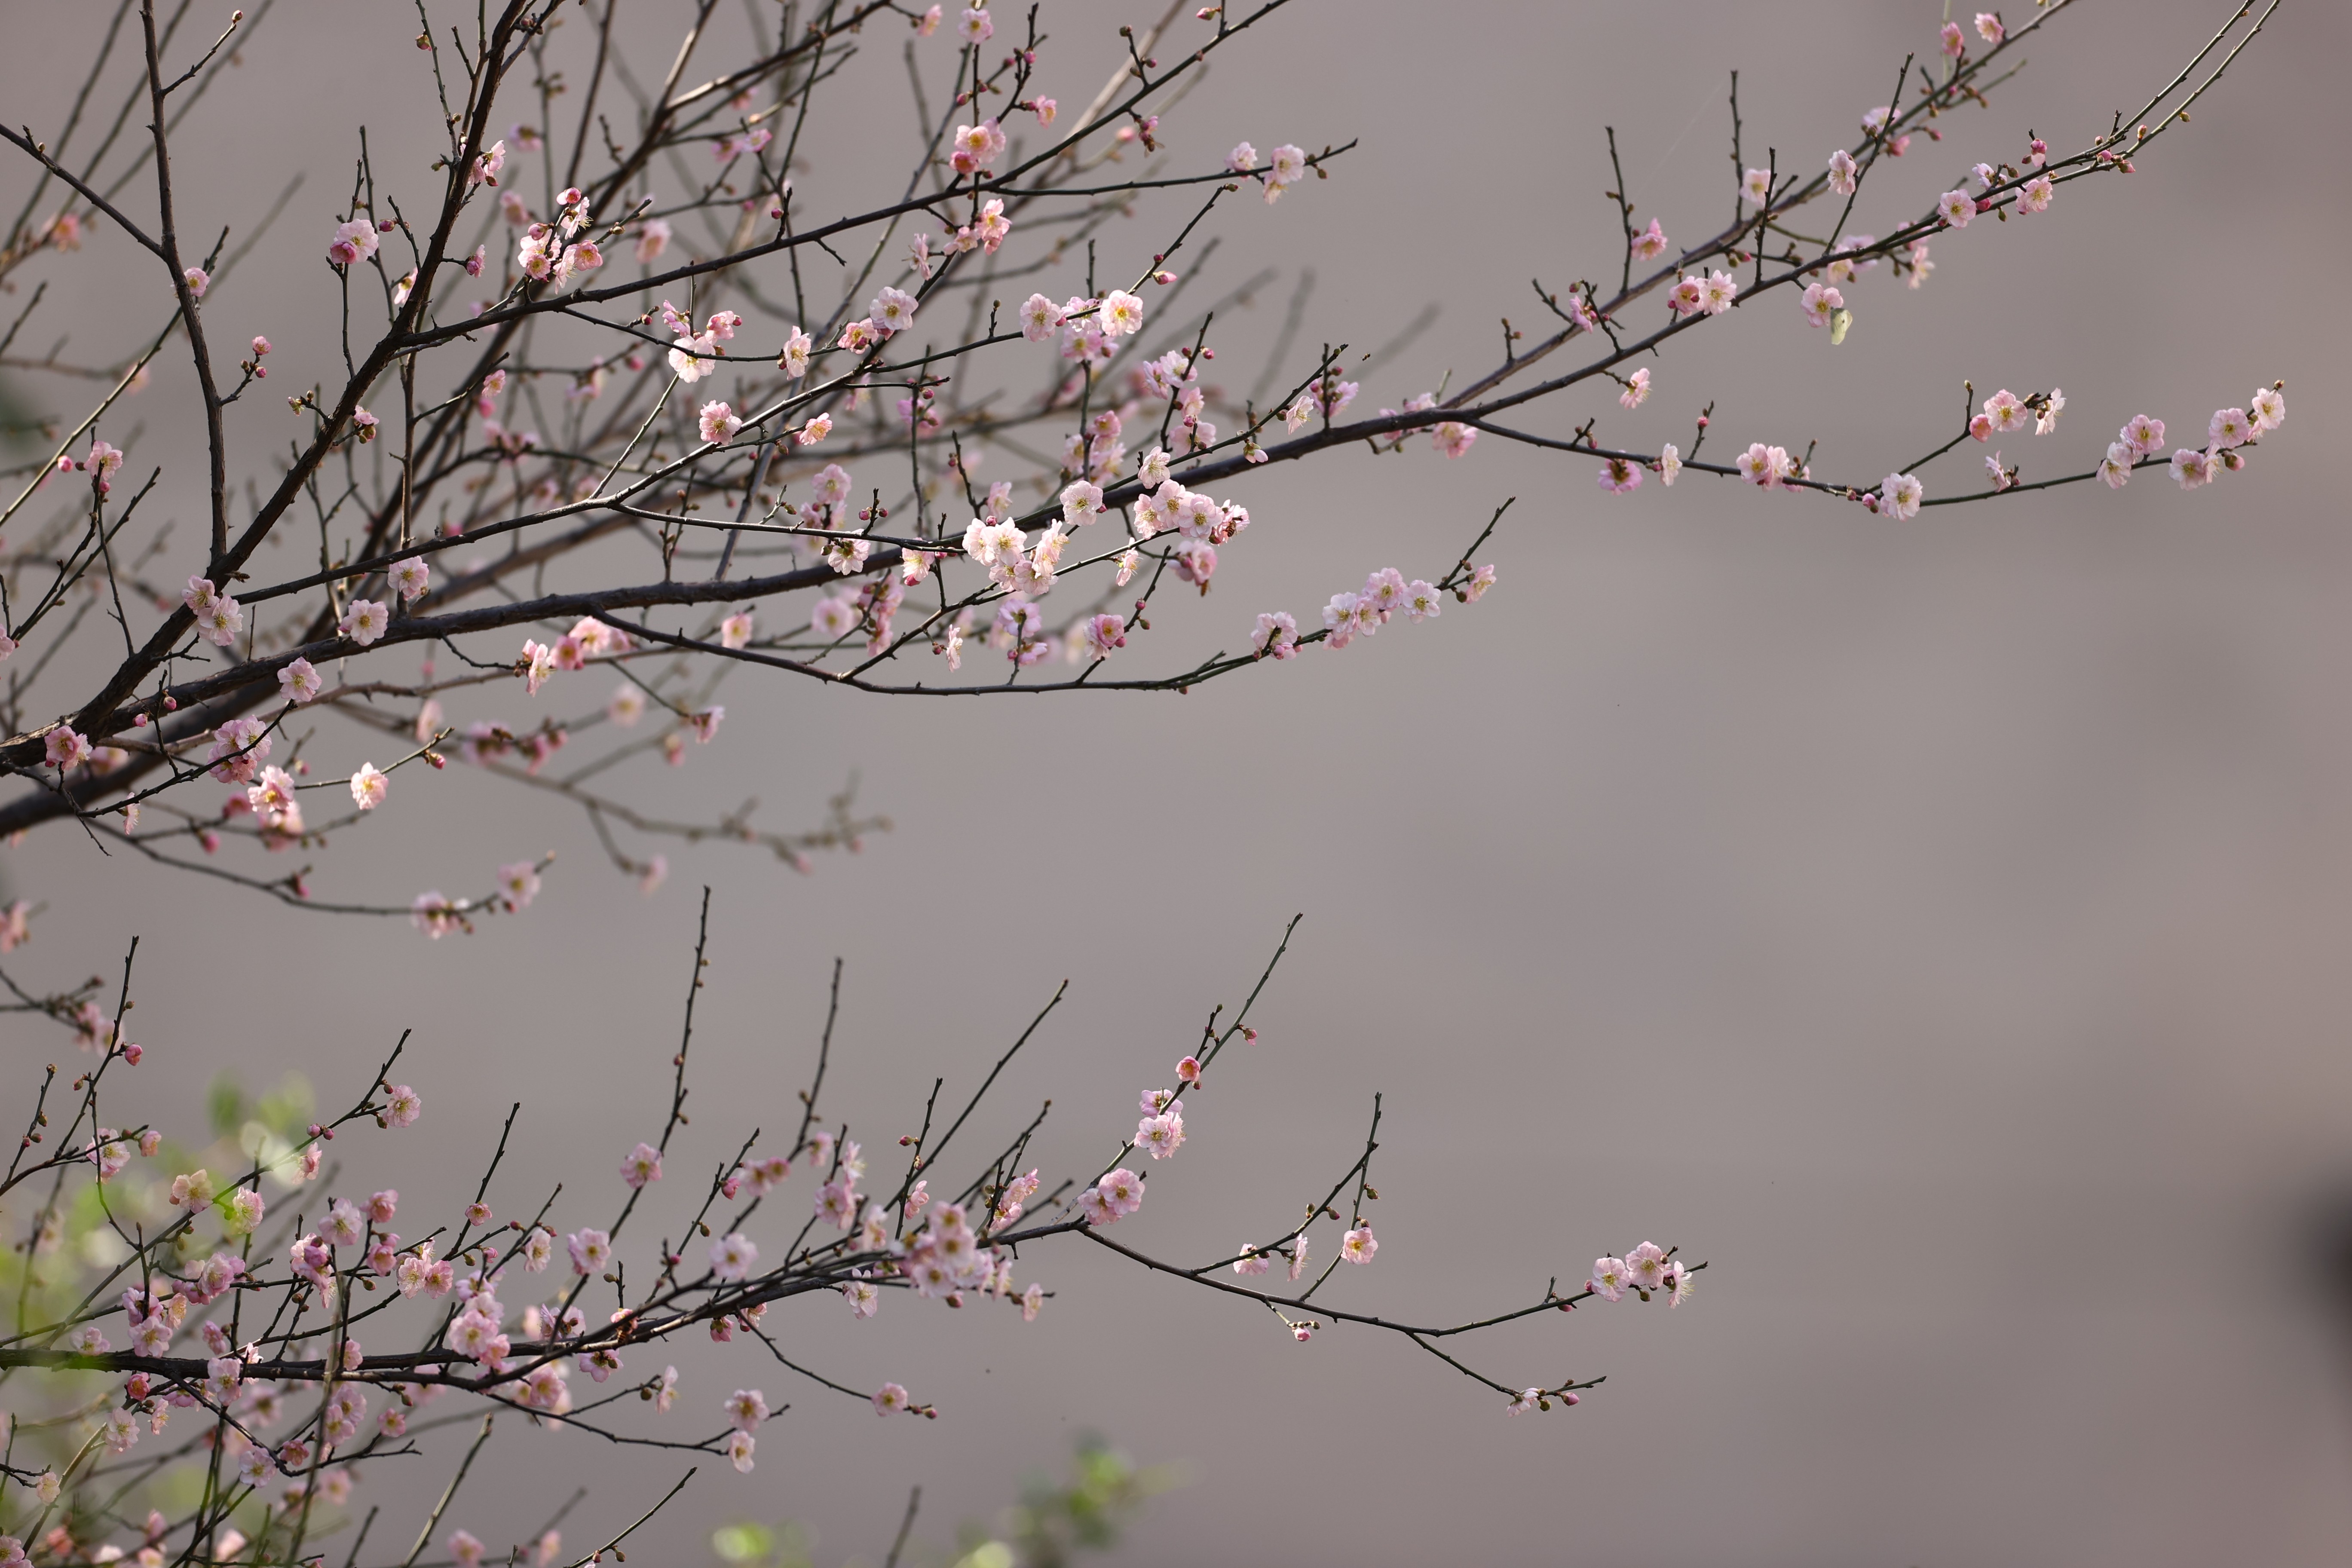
left=0, top=0, right=2288, bottom=928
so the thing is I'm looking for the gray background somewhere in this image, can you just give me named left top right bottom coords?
left=6, top=0, right=2351, bottom=1562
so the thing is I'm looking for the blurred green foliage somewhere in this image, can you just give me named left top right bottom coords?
left=705, top=1434, right=1176, bottom=1568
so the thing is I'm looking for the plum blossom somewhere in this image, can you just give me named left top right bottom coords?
left=2035, top=388, right=2066, bottom=436
left=349, top=763, right=388, bottom=810
left=2098, top=441, right=2135, bottom=489
left=340, top=598, right=390, bottom=646
left=620, top=1142, right=663, bottom=1188
left=1936, top=189, right=1975, bottom=227
left=44, top=727, right=92, bottom=772
left=871, top=287, right=919, bottom=335
left=1341, top=1225, right=1378, bottom=1265
left=710, top=1232, right=757, bottom=1279
left=327, top=218, right=379, bottom=267
left=1098, top=289, right=1144, bottom=337
left=567, top=1228, right=612, bottom=1274
left=1879, top=472, right=1925, bottom=520
left=698, top=401, right=743, bottom=444
left=1827, top=148, right=1858, bottom=196
left=1265, top=143, right=1307, bottom=202
left=1020, top=293, right=1066, bottom=341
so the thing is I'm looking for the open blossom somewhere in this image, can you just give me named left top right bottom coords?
left=778, top=328, right=813, bottom=379
left=326, top=217, right=379, bottom=266
left=1618, top=367, right=1651, bottom=410
left=340, top=598, right=390, bottom=645
left=1975, top=10, right=2004, bottom=45
left=350, top=763, right=388, bottom=810
left=1983, top=389, right=2029, bottom=435
left=1937, top=189, right=1975, bottom=227
left=2250, top=386, right=2286, bottom=432
left=871, top=287, right=919, bottom=335
left=1698, top=270, right=1737, bottom=314
left=1827, top=148, right=1859, bottom=195
left=1020, top=292, right=1066, bottom=341
left=1341, top=1225, right=1379, bottom=1264
left=2017, top=173, right=2055, bottom=214
left=1136, top=1108, right=1185, bottom=1158
left=1626, top=1241, right=1670, bottom=1292
left=710, top=1232, right=757, bottom=1279
left=1741, top=167, right=1772, bottom=206
left=1940, top=19, right=1966, bottom=56
left=950, top=118, right=1006, bottom=173
left=1630, top=216, right=1669, bottom=261
left=1264, top=143, right=1307, bottom=201
left=1098, top=289, right=1144, bottom=337
left=1658, top=442, right=1682, bottom=485
left=724, top=1389, right=768, bottom=1432
left=44, top=726, right=92, bottom=771
left=872, top=1383, right=910, bottom=1416
left=1590, top=1256, right=1629, bottom=1302
left=670, top=331, right=719, bottom=381
left=1800, top=282, right=1843, bottom=327
left=1234, top=1244, right=1272, bottom=1276
left=389, top=557, right=431, bottom=601
left=619, top=1141, right=663, bottom=1188
left=2170, top=447, right=2217, bottom=489
left=1252, top=610, right=1298, bottom=660
left=2035, top=388, right=2066, bottom=436
left=2098, top=441, right=2135, bottom=489
left=698, top=401, right=743, bottom=444
left=956, top=6, right=992, bottom=43
left=195, top=592, right=245, bottom=647
left=2121, top=413, right=2167, bottom=456
left=1598, top=456, right=1642, bottom=494
left=2208, top=406, right=2251, bottom=448
left=1879, top=472, right=1925, bottom=520
left=567, top=1228, right=612, bottom=1274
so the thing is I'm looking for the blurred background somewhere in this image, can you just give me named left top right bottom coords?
left=5, top=0, right=2351, bottom=1562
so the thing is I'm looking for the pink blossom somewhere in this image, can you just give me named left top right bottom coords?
left=326, top=218, right=379, bottom=267
left=567, top=1228, right=612, bottom=1274
left=43, top=727, right=92, bottom=772
left=705, top=1231, right=753, bottom=1279
left=872, top=1382, right=910, bottom=1416
left=698, top=401, right=743, bottom=444
left=619, top=1142, right=663, bottom=1188
left=1341, top=1225, right=1378, bottom=1265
